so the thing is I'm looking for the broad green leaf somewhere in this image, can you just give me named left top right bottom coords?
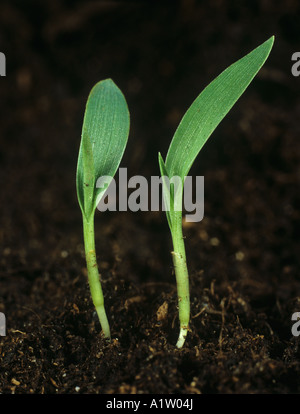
left=76, top=79, right=130, bottom=219
left=164, top=36, right=274, bottom=181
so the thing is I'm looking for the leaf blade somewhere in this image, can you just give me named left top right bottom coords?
left=76, top=79, right=130, bottom=218
left=165, top=36, right=274, bottom=180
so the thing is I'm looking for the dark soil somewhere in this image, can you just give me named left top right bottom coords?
left=0, top=0, right=300, bottom=394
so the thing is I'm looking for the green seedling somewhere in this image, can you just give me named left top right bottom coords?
left=76, top=79, right=130, bottom=339
left=159, top=36, right=274, bottom=348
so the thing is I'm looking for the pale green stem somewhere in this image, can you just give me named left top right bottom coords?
left=171, top=210, right=190, bottom=348
left=82, top=214, right=111, bottom=339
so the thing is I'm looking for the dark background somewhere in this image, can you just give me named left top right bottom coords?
left=0, top=0, right=300, bottom=394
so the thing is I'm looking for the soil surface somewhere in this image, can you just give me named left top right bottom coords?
left=0, top=0, right=300, bottom=394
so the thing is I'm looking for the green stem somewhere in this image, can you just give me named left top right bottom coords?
left=82, top=214, right=111, bottom=339
left=171, top=210, right=190, bottom=348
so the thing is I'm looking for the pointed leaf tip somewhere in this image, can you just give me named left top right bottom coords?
left=164, top=36, right=275, bottom=180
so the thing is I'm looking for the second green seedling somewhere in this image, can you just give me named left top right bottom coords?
left=159, top=36, right=274, bottom=347
left=76, top=79, right=130, bottom=339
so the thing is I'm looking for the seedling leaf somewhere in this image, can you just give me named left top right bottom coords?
left=164, top=36, right=274, bottom=181
left=76, top=78, right=130, bottom=219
